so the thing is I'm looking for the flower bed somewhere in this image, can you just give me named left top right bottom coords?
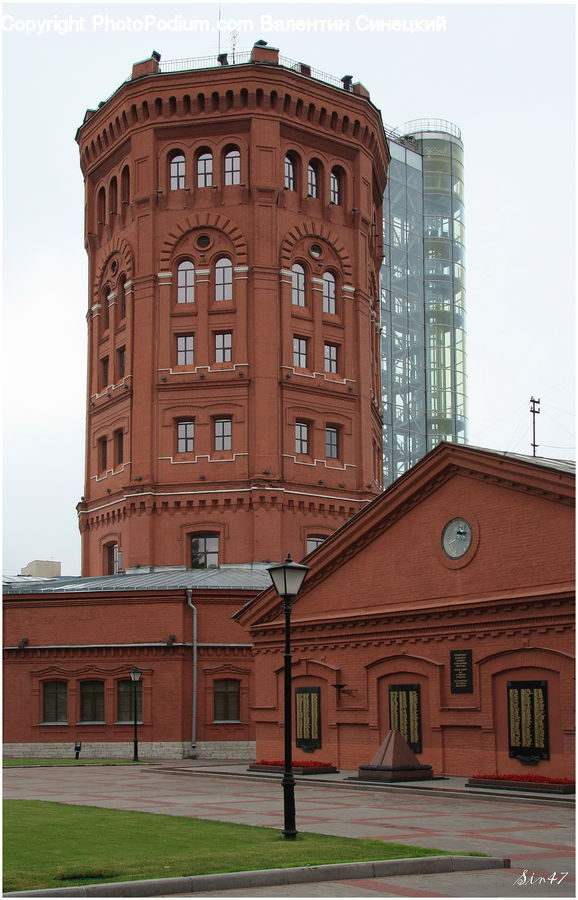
left=468, top=774, right=575, bottom=794
left=248, top=760, right=338, bottom=775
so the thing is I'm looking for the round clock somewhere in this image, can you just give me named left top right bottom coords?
left=442, top=518, right=472, bottom=559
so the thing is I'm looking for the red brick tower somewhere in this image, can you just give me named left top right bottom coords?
left=76, top=44, right=388, bottom=576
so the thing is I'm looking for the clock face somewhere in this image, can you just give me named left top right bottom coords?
left=442, top=518, right=472, bottom=559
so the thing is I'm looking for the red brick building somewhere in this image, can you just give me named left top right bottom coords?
left=236, top=444, right=575, bottom=778
left=76, top=43, right=387, bottom=576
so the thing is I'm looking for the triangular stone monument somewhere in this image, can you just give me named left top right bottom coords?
left=357, top=730, right=434, bottom=781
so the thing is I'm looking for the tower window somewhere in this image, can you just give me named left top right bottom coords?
left=215, top=332, right=232, bottom=363
left=224, top=148, right=241, bottom=185
left=325, top=426, right=339, bottom=459
left=291, top=264, right=306, bottom=306
left=322, top=272, right=336, bottom=314
left=306, top=535, right=326, bottom=554
left=105, top=542, right=121, bottom=575
left=177, top=420, right=195, bottom=453
left=293, top=337, right=308, bottom=369
left=330, top=169, right=342, bottom=205
left=170, top=152, right=186, bottom=190
left=284, top=155, right=296, bottom=191
left=215, top=258, right=233, bottom=301
left=324, top=343, right=339, bottom=374
left=307, top=162, right=319, bottom=198
left=177, top=261, right=195, bottom=303
left=100, top=356, right=109, bottom=390
left=97, top=436, right=108, bottom=473
left=197, top=150, right=213, bottom=187
left=176, top=334, right=194, bottom=365
left=118, top=276, right=127, bottom=320
left=113, top=429, right=124, bottom=466
left=214, top=679, right=240, bottom=721
left=117, top=347, right=126, bottom=380
left=214, top=417, right=232, bottom=451
left=295, top=421, right=309, bottom=455
left=191, top=533, right=219, bottom=568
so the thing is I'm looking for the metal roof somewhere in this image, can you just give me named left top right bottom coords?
left=466, top=446, right=575, bottom=475
left=3, top=565, right=272, bottom=595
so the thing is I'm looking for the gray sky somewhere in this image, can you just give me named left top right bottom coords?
left=2, top=1, right=575, bottom=575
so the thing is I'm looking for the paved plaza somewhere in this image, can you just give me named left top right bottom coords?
left=4, top=761, right=575, bottom=898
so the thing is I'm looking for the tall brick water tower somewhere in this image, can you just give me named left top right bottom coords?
left=76, top=43, right=388, bottom=576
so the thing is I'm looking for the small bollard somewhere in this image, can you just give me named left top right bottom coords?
left=74, top=741, right=82, bottom=760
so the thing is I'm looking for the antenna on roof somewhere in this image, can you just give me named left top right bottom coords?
left=530, top=396, right=540, bottom=457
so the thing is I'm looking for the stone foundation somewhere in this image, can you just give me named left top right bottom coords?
left=193, top=741, right=255, bottom=759
left=3, top=742, right=193, bottom=760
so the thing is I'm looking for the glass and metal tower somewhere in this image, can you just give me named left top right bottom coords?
left=381, top=119, right=466, bottom=484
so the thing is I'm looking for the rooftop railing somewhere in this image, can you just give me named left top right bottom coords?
left=397, top=118, right=462, bottom=140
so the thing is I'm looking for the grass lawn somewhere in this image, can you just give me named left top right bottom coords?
left=3, top=758, right=147, bottom=767
left=3, top=800, right=459, bottom=892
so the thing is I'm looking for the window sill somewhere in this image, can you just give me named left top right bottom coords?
left=37, top=722, right=69, bottom=726
left=75, top=721, right=106, bottom=726
left=212, top=720, right=242, bottom=725
left=113, top=721, right=144, bottom=725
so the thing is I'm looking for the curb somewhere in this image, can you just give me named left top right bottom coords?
left=154, top=767, right=576, bottom=809
left=5, top=855, right=510, bottom=897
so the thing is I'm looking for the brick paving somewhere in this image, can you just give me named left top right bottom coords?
left=4, top=761, right=575, bottom=897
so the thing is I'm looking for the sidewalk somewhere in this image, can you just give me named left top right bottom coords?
left=4, top=759, right=575, bottom=898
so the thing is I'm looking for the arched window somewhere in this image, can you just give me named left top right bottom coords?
left=120, top=165, right=130, bottom=207
left=43, top=681, right=67, bottom=723
left=330, top=168, right=342, bottom=205
left=197, top=149, right=213, bottom=187
left=177, top=260, right=195, bottom=303
left=215, top=258, right=233, bottom=301
left=101, top=286, right=110, bottom=332
left=169, top=151, right=186, bottom=190
left=214, top=679, right=240, bottom=721
left=291, top=263, right=306, bottom=306
left=322, top=271, right=336, bottom=314
left=224, top=147, right=241, bottom=185
left=80, top=680, right=105, bottom=722
left=109, top=177, right=117, bottom=217
left=307, top=161, right=319, bottom=198
left=284, top=155, right=296, bottom=191
left=191, top=533, right=219, bottom=568
left=306, top=535, right=326, bottom=554
left=97, top=186, right=106, bottom=224
left=117, top=679, right=142, bottom=722
left=118, top=274, right=127, bottom=320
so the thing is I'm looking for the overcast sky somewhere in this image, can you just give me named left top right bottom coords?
left=2, top=1, right=575, bottom=575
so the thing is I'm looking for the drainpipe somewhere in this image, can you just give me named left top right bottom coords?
left=185, top=589, right=197, bottom=756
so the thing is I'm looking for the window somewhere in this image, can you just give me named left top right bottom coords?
left=105, top=542, right=120, bottom=575
left=215, top=258, right=233, bottom=301
left=177, top=334, right=194, bottom=365
left=191, top=533, right=219, bottom=568
left=215, top=332, right=232, bottom=363
left=284, top=155, right=296, bottom=191
left=224, top=148, right=241, bottom=185
left=295, top=421, right=309, bottom=455
left=324, top=343, right=338, bottom=374
left=291, top=264, right=305, bottom=306
left=214, top=417, right=232, bottom=451
left=330, top=169, right=342, bottom=205
left=177, top=261, right=195, bottom=303
left=114, top=429, right=124, bottom=466
left=80, top=680, right=105, bottom=722
left=97, top=437, right=107, bottom=473
left=43, top=681, right=67, bottom=723
left=170, top=152, right=186, bottom=190
left=117, top=679, right=142, bottom=723
left=100, top=357, right=109, bottom=390
left=102, top=289, right=110, bottom=331
left=118, top=276, right=127, bottom=320
left=325, top=426, right=339, bottom=459
left=214, top=679, right=240, bottom=721
left=307, top=162, right=319, bottom=197
left=306, top=535, right=326, bottom=554
left=177, top=420, right=195, bottom=453
left=197, top=150, right=213, bottom=187
left=322, top=272, right=336, bottom=314
left=117, top=347, right=126, bottom=380
left=293, top=337, right=308, bottom=368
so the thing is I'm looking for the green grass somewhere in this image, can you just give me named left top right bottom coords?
left=3, top=758, right=147, bottom=767
left=3, top=800, right=456, bottom=892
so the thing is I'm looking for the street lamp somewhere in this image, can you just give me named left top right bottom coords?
left=129, top=667, right=143, bottom=762
left=267, top=553, right=310, bottom=840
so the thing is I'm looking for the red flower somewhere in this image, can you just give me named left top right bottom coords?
left=472, top=773, right=574, bottom=785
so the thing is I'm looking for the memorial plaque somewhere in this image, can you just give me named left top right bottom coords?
left=450, top=649, right=473, bottom=693
left=295, top=687, right=321, bottom=752
left=389, top=684, right=422, bottom=753
left=507, top=681, right=549, bottom=760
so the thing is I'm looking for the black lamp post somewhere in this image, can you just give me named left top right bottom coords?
left=267, top=553, right=310, bottom=840
left=129, top=667, right=142, bottom=762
